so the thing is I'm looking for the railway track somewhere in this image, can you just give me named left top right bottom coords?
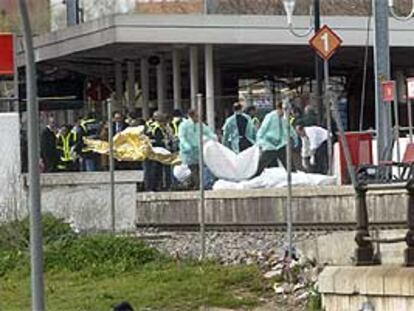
left=135, top=221, right=408, bottom=232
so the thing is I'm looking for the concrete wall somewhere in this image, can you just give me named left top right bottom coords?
left=136, top=187, right=408, bottom=226
left=320, top=266, right=414, bottom=311
left=0, top=113, right=23, bottom=222
left=22, top=171, right=142, bottom=232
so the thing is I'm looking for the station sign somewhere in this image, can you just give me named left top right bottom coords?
left=407, top=78, right=414, bottom=100
left=382, top=81, right=396, bottom=102
left=309, top=25, right=343, bottom=61
left=0, top=33, right=14, bottom=76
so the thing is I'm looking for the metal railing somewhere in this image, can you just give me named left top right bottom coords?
left=354, top=182, right=414, bottom=266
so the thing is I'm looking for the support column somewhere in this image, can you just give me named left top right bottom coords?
left=373, top=0, right=392, bottom=161
left=127, top=60, right=136, bottom=113
left=140, top=57, right=150, bottom=120
left=190, top=46, right=199, bottom=110
left=156, top=56, right=166, bottom=113
left=205, top=44, right=215, bottom=129
left=395, top=70, right=406, bottom=103
left=114, top=60, right=123, bottom=111
left=215, top=66, right=223, bottom=126
left=173, top=49, right=182, bottom=111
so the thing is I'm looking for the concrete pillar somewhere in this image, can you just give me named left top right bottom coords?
left=140, top=57, right=150, bottom=120
left=114, top=60, right=123, bottom=111
left=395, top=70, right=406, bottom=103
left=190, top=46, right=199, bottom=110
left=156, top=56, right=166, bottom=113
left=172, top=49, right=182, bottom=111
left=127, top=60, right=136, bottom=113
left=215, top=66, right=223, bottom=126
left=205, top=44, right=215, bottom=129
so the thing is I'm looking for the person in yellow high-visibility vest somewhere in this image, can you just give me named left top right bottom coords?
left=56, top=125, right=79, bottom=171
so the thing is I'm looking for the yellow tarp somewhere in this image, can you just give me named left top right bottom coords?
left=84, top=126, right=181, bottom=165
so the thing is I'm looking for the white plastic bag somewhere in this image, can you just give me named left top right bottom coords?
left=173, top=165, right=191, bottom=182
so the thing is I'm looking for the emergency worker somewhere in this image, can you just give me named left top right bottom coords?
left=40, top=117, right=59, bottom=172
left=178, top=109, right=217, bottom=189
left=144, top=111, right=171, bottom=191
left=222, top=103, right=256, bottom=153
left=171, top=109, right=184, bottom=137
left=256, top=102, right=299, bottom=175
left=170, top=109, right=184, bottom=152
left=79, top=113, right=101, bottom=171
left=56, top=125, right=79, bottom=171
left=245, top=105, right=261, bottom=129
left=113, top=111, right=128, bottom=134
left=296, top=123, right=329, bottom=174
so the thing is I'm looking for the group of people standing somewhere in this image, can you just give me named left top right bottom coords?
left=39, top=99, right=331, bottom=192
left=40, top=111, right=129, bottom=173
left=219, top=102, right=330, bottom=176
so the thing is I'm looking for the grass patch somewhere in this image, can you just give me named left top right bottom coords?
left=0, top=215, right=271, bottom=310
left=0, top=262, right=269, bottom=311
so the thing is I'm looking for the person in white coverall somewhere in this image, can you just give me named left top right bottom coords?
left=178, top=109, right=217, bottom=189
left=222, top=103, right=257, bottom=153
left=296, top=123, right=329, bottom=174
left=256, top=102, right=299, bottom=175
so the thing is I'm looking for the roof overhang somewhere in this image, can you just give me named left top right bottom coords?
left=18, top=14, right=414, bottom=66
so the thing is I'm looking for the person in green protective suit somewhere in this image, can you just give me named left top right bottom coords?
left=256, top=102, right=299, bottom=175
left=178, top=109, right=217, bottom=188
left=222, top=103, right=257, bottom=153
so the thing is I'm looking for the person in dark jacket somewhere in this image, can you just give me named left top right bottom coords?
left=113, top=111, right=129, bottom=134
left=40, top=117, right=59, bottom=172
left=79, top=113, right=101, bottom=171
left=144, top=111, right=171, bottom=191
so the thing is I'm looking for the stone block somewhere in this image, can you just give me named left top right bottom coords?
left=318, top=266, right=340, bottom=292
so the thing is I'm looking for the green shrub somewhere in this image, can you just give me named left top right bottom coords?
left=0, top=214, right=167, bottom=276
left=0, top=213, right=75, bottom=252
left=45, top=235, right=166, bottom=273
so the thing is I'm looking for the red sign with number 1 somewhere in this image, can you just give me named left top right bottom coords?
left=0, top=33, right=14, bottom=76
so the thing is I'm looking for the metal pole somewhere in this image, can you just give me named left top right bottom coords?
left=332, top=99, right=358, bottom=189
left=373, top=0, right=392, bottom=161
left=17, top=0, right=45, bottom=310
left=408, top=97, right=413, bottom=144
left=324, top=60, right=333, bottom=175
left=13, top=34, right=19, bottom=112
left=197, top=94, right=206, bottom=260
left=108, top=98, right=115, bottom=233
left=284, top=97, right=293, bottom=261
left=314, top=0, right=324, bottom=124
left=393, top=90, right=401, bottom=163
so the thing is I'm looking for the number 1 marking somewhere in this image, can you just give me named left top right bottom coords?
left=321, top=32, right=329, bottom=52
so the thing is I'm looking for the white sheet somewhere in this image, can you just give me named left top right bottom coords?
left=213, top=167, right=337, bottom=190
left=203, top=140, right=260, bottom=182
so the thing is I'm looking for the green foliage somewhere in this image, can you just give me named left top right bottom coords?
left=0, top=215, right=273, bottom=310
left=306, top=285, right=323, bottom=311
left=45, top=235, right=165, bottom=274
left=0, top=214, right=165, bottom=276
left=0, top=213, right=75, bottom=252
